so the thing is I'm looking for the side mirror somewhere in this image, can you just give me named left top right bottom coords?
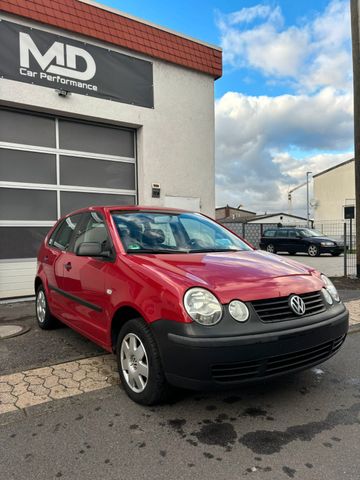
left=77, top=242, right=107, bottom=257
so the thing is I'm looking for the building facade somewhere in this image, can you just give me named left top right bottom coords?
left=0, top=0, right=222, bottom=298
left=313, top=159, right=355, bottom=222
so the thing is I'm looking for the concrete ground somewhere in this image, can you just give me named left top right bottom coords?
left=280, top=253, right=345, bottom=277
left=1, top=294, right=360, bottom=480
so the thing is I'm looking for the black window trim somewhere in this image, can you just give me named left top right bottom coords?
left=48, top=213, right=84, bottom=252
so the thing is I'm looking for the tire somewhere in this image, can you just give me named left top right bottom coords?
left=307, top=244, right=320, bottom=257
left=288, top=251, right=296, bottom=256
left=116, top=318, right=169, bottom=405
left=35, top=285, right=58, bottom=330
left=266, top=243, right=276, bottom=254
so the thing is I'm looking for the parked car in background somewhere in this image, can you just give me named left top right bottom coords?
left=35, top=207, right=348, bottom=405
left=260, top=227, right=344, bottom=257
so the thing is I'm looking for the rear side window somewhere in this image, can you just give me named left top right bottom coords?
left=48, top=214, right=82, bottom=251
left=275, top=229, right=288, bottom=237
left=263, top=230, right=276, bottom=237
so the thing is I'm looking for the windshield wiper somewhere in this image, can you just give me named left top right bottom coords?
left=127, top=248, right=189, bottom=254
left=188, top=248, right=242, bottom=253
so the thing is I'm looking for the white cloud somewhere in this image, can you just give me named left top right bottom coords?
left=215, top=89, right=353, bottom=215
left=216, top=0, right=352, bottom=92
left=214, top=1, right=354, bottom=217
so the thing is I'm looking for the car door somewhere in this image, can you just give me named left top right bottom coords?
left=61, top=211, right=113, bottom=345
left=45, top=213, right=83, bottom=318
left=275, top=229, right=288, bottom=252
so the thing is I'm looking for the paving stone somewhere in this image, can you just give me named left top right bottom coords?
left=0, top=391, right=16, bottom=404
left=62, top=362, right=80, bottom=373
left=16, top=393, right=50, bottom=409
left=27, top=367, right=53, bottom=378
left=12, top=383, right=29, bottom=396
left=0, top=403, right=17, bottom=414
left=72, top=370, right=87, bottom=382
left=28, top=384, right=50, bottom=396
left=58, top=378, right=80, bottom=389
left=24, top=375, right=44, bottom=386
left=51, top=369, right=72, bottom=379
left=49, top=387, right=83, bottom=400
left=0, top=383, right=13, bottom=393
left=43, top=375, right=59, bottom=389
left=5, top=373, right=25, bottom=385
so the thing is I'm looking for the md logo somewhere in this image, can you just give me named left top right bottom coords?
left=19, top=32, right=96, bottom=81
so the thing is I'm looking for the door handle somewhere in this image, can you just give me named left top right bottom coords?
left=64, top=262, right=72, bottom=271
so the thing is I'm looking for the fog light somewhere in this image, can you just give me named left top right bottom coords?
left=229, top=300, right=249, bottom=322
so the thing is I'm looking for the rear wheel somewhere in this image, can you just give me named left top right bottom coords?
left=116, top=318, right=169, bottom=405
left=308, top=244, right=320, bottom=257
left=266, top=243, right=276, bottom=254
left=35, top=286, right=58, bottom=329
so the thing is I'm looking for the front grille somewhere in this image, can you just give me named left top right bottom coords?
left=251, top=291, right=326, bottom=322
left=211, top=335, right=345, bottom=383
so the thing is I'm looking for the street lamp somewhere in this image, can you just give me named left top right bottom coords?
left=306, top=171, right=312, bottom=227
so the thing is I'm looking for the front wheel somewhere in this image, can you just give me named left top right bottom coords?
left=116, top=318, right=169, bottom=405
left=308, top=244, right=320, bottom=257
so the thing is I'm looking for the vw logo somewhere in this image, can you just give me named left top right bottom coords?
left=289, top=295, right=306, bottom=316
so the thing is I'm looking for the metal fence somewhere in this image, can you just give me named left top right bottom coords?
left=221, top=220, right=357, bottom=278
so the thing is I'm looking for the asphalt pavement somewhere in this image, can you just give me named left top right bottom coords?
left=0, top=330, right=359, bottom=480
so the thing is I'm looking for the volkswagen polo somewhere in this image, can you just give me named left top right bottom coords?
left=35, top=206, right=349, bottom=405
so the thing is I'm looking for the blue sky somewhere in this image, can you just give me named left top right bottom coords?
left=101, top=0, right=353, bottom=216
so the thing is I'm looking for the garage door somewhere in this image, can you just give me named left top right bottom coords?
left=0, top=108, right=136, bottom=299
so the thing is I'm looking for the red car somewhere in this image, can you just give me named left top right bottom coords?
left=35, top=206, right=349, bottom=405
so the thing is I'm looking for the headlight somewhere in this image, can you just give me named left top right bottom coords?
left=321, top=274, right=340, bottom=302
left=229, top=300, right=249, bottom=322
left=320, top=242, right=335, bottom=247
left=322, top=288, right=333, bottom=305
left=184, top=288, right=223, bottom=325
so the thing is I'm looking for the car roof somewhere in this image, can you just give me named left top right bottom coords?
left=61, top=205, right=193, bottom=218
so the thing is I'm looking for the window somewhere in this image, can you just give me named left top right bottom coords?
left=0, top=188, right=57, bottom=221
left=112, top=212, right=252, bottom=253
left=275, top=229, right=288, bottom=237
left=61, top=192, right=135, bottom=216
left=73, top=212, right=111, bottom=255
left=288, top=230, right=300, bottom=238
left=0, top=227, right=51, bottom=260
left=60, top=156, right=135, bottom=190
left=263, top=230, right=276, bottom=238
left=0, top=109, right=55, bottom=147
left=49, top=214, right=82, bottom=251
left=0, top=149, right=56, bottom=184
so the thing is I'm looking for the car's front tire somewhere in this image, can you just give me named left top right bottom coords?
left=116, top=318, right=169, bottom=405
left=35, top=285, right=58, bottom=329
left=308, top=244, right=320, bottom=257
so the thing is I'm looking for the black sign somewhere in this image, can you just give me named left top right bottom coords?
left=344, top=205, right=355, bottom=219
left=0, top=20, right=154, bottom=108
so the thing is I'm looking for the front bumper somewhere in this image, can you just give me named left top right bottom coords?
left=319, top=245, right=344, bottom=255
left=151, top=305, right=349, bottom=390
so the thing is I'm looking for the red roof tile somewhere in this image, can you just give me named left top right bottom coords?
left=0, top=0, right=222, bottom=78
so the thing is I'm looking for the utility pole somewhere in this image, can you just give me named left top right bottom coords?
left=351, top=0, right=360, bottom=277
left=306, top=171, right=312, bottom=227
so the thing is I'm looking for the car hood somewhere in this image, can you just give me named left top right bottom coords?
left=126, top=249, right=324, bottom=303
left=304, top=236, right=338, bottom=243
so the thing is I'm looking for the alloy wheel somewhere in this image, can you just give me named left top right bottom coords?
left=36, top=290, right=47, bottom=324
left=267, top=244, right=275, bottom=253
left=308, top=245, right=318, bottom=257
left=120, top=333, right=149, bottom=393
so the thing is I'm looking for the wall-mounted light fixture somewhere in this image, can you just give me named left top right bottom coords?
left=56, top=89, right=71, bottom=97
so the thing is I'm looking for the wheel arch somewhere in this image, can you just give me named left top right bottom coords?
left=110, top=306, right=146, bottom=352
left=34, top=276, right=43, bottom=294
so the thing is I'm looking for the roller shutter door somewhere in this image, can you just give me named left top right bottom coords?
left=0, top=108, right=136, bottom=299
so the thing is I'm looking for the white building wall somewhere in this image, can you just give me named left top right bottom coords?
left=0, top=13, right=215, bottom=217
left=248, top=214, right=307, bottom=225
left=313, top=161, right=355, bottom=222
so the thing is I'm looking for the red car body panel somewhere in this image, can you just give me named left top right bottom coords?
left=35, top=206, right=341, bottom=356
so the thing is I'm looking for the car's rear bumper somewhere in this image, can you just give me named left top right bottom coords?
left=151, top=307, right=349, bottom=390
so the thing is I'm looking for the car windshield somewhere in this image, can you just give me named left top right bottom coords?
left=111, top=211, right=252, bottom=254
left=299, top=229, right=324, bottom=237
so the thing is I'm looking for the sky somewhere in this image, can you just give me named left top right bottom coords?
left=101, top=0, right=354, bottom=217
